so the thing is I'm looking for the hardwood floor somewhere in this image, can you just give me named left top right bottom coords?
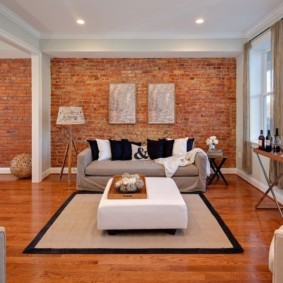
left=0, top=174, right=282, bottom=283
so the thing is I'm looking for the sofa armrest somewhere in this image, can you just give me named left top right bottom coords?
left=269, top=225, right=283, bottom=283
left=77, top=148, right=92, bottom=176
left=193, top=151, right=208, bottom=192
left=194, top=151, right=208, bottom=177
left=0, top=227, right=6, bottom=283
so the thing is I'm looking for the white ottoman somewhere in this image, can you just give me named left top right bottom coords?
left=97, top=177, right=188, bottom=234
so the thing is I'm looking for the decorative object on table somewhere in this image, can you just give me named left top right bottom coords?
left=109, top=84, right=136, bottom=124
left=56, top=106, right=85, bottom=186
left=206, top=136, right=219, bottom=151
left=265, top=130, right=272, bottom=152
left=108, top=175, right=147, bottom=199
left=207, top=148, right=223, bottom=157
left=258, top=129, right=265, bottom=150
left=114, top=173, right=144, bottom=193
left=148, top=83, right=175, bottom=124
left=10, top=153, right=32, bottom=178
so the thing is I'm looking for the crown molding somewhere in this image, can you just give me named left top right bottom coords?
left=245, top=2, right=283, bottom=40
left=0, top=2, right=40, bottom=39
left=39, top=32, right=245, bottom=40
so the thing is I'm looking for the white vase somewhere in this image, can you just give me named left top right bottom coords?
left=209, top=143, right=215, bottom=150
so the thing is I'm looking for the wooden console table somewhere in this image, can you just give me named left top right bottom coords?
left=253, top=148, right=283, bottom=218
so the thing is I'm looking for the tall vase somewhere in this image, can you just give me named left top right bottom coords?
left=209, top=143, right=215, bottom=151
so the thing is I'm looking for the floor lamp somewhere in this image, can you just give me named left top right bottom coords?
left=56, top=106, right=85, bottom=186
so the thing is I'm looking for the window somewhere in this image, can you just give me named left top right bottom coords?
left=249, top=31, right=273, bottom=142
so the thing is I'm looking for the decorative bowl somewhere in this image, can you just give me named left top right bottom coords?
left=114, top=173, right=144, bottom=193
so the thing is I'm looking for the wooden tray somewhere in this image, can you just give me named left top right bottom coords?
left=108, top=175, right=147, bottom=199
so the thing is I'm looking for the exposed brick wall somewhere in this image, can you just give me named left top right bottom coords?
left=51, top=58, right=236, bottom=168
left=0, top=59, right=31, bottom=167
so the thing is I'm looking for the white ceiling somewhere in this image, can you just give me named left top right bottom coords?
left=0, top=0, right=282, bottom=58
left=0, top=0, right=282, bottom=39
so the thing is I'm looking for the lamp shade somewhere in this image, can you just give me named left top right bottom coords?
left=56, top=106, right=85, bottom=125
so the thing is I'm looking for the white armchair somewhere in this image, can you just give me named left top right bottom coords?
left=0, top=227, right=5, bottom=283
left=269, top=225, right=283, bottom=283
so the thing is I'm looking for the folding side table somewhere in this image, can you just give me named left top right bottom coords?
left=207, top=152, right=228, bottom=185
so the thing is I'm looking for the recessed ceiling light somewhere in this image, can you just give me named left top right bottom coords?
left=196, top=18, right=204, bottom=24
left=76, top=19, right=85, bottom=25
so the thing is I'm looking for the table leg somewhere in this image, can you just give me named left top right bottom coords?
left=255, top=152, right=283, bottom=218
left=207, top=158, right=228, bottom=185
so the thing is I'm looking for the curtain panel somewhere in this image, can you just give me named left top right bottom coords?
left=242, top=42, right=252, bottom=174
left=270, top=20, right=283, bottom=189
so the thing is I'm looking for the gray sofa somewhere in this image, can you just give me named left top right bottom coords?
left=76, top=147, right=208, bottom=192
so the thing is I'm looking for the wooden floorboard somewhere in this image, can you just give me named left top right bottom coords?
left=0, top=174, right=282, bottom=283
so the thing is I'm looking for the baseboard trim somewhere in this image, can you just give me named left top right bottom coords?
left=221, top=168, right=237, bottom=174
left=50, top=167, right=77, bottom=174
left=0, top=168, right=11, bottom=174
left=236, top=169, right=283, bottom=205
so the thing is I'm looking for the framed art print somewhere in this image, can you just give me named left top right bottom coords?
left=148, top=83, right=175, bottom=124
left=109, top=83, right=136, bottom=124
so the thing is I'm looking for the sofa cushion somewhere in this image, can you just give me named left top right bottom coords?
left=85, top=160, right=199, bottom=177
left=147, top=139, right=164, bottom=159
left=87, top=140, right=99, bottom=160
left=132, top=144, right=149, bottom=160
left=163, top=139, right=174, bottom=157
left=97, top=139, right=111, bottom=161
left=173, top=137, right=188, bottom=156
left=109, top=139, right=123, bottom=160
left=187, top=138, right=195, bottom=151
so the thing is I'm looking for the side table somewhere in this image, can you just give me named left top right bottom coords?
left=253, top=148, right=283, bottom=218
left=207, top=152, right=228, bottom=185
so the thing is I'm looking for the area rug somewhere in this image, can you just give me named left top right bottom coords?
left=23, top=192, right=243, bottom=254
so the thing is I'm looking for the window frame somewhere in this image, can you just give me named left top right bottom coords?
left=249, top=31, right=273, bottom=143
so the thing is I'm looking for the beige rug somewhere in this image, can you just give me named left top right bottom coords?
left=23, top=192, right=243, bottom=254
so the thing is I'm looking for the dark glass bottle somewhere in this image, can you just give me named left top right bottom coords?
left=275, top=128, right=281, bottom=153
left=265, top=130, right=271, bottom=152
left=258, top=130, right=265, bottom=150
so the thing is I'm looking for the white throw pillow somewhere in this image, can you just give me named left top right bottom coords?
left=172, top=137, right=188, bottom=156
left=131, top=144, right=149, bottom=160
left=96, top=139, right=111, bottom=161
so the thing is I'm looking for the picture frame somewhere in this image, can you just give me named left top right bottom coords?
left=148, top=83, right=175, bottom=124
left=109, top=83, right=136, bottom=124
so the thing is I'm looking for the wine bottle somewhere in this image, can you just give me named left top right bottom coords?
left=265, top=130, right=272, bottom=152
left=258, top=130, right=265, bottom=150
left=274, top=128, right=281, bottom=153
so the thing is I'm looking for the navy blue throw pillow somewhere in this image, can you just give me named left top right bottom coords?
left=121, top=139, right=132, bottom=160
left=163, top=139, right=175, bottom=157
left=147, top=139, right=165, bottom=160
left=87, top=140, right=99, bottom=160
left=187, top=138, right=195, bottom=151
left=109, top=140, right=123, bottom=161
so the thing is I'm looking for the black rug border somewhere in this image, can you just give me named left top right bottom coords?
left=23, top=191, right=244, bottom=254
